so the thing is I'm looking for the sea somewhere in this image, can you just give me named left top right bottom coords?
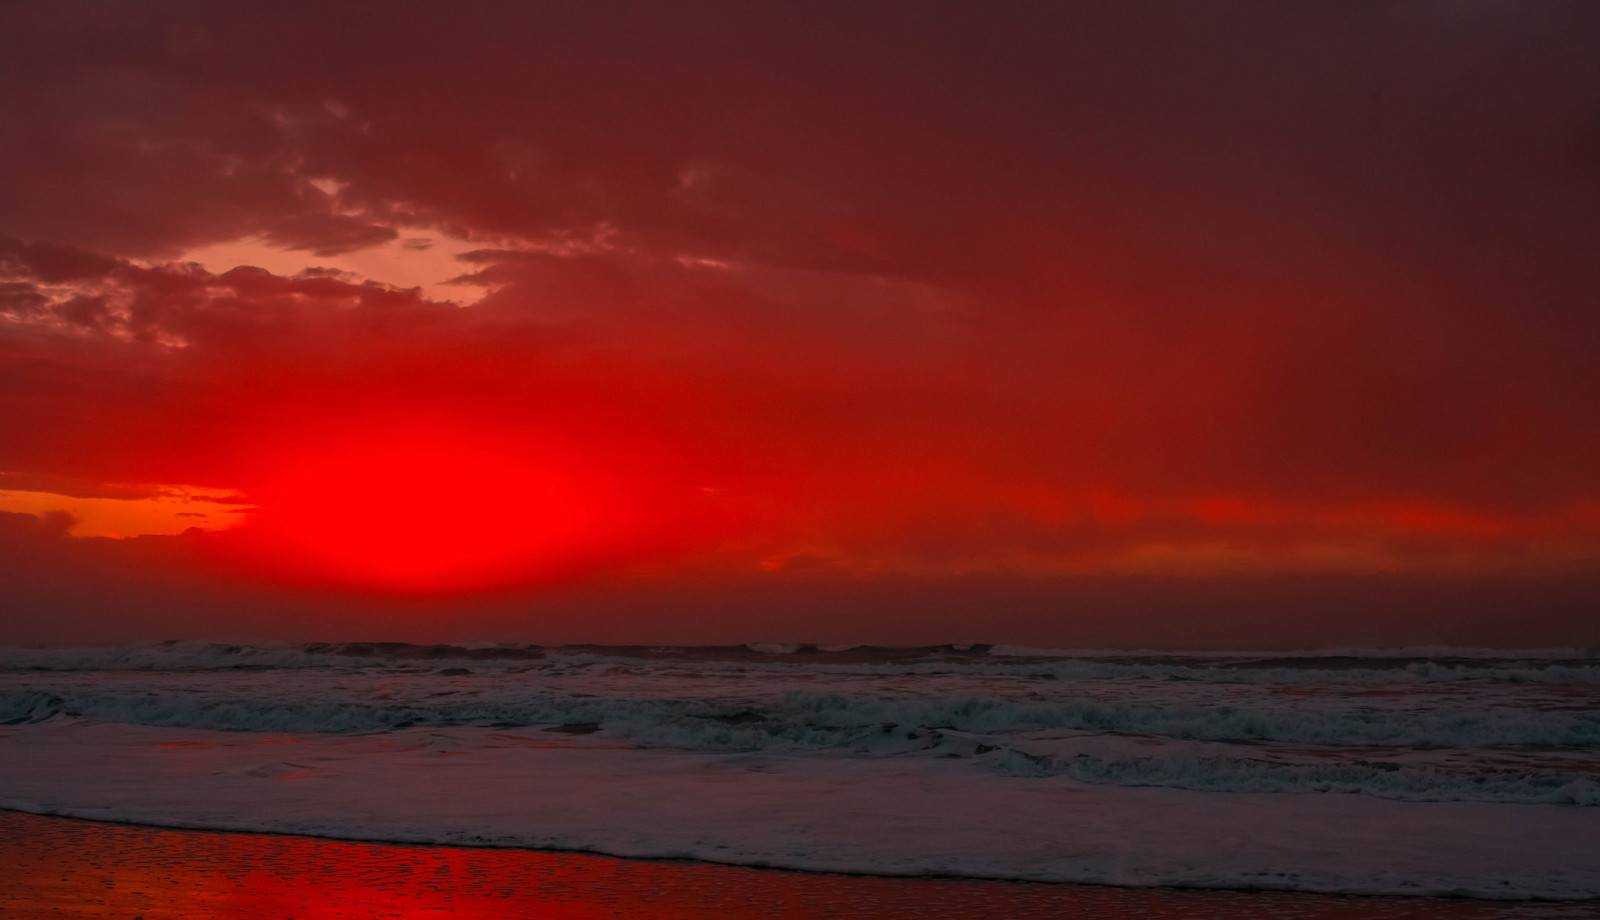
left=1, top=642, right=1597, bottom=901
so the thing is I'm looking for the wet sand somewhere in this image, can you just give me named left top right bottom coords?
left=0, top=809, right=1588, bottom=919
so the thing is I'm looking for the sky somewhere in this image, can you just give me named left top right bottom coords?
left=1, top=1, right=1598, bottom=647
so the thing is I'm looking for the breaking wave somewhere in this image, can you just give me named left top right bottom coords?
left=3, top=640, right=1597, bottom=684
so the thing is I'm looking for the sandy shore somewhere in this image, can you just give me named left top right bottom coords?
left=1, top=809, right=1590, bottom=919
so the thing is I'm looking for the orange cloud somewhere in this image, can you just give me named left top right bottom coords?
left=0, top=484, right=249, bottom=538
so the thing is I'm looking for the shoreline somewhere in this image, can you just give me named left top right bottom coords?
left=6, top=719, right=1595, bottom=900
left=3, top=805, right=1593, bottom=903
left=3, top=809, right=1593, bottom=920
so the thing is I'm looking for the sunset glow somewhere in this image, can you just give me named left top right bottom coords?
left=241, top=425, right=639, bottom=591
left=0, top=1, right=1595, bottom=646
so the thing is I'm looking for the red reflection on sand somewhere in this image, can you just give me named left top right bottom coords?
left=0, top=811, right=1585, bottom=920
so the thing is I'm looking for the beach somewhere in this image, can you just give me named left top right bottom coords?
left=2, top=642, right=1597, bottom=907
left=5, top=4, right=1599, bottom=915
left=4, top=809, right=1592, bottom=920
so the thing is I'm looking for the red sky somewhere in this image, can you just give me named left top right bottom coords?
left=2, top=1, right=1598, bottom=647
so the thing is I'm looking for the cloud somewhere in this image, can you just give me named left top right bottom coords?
left=0, top=236, right=120, bottom=283
left=0, top=472, right=168, bottom=501
left=261, top=213, right=400, bottom=257
left=0, top=509, right=75, bottom=541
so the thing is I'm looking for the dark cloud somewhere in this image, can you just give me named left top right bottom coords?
left=262, top=213, right=401, bottom=257
left=0, top=509, right=76, bottom=541
left=0, top=472, right=160, bottom=501
left=0, top=236, right=120, bottom=283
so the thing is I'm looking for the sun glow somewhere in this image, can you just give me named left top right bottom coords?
left=242, top=426, right=639, bottom=592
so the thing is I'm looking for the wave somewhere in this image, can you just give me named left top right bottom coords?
left=989, top=748, right=1600, bottom=806
left=5, top=683, right=1597, bottom=756
left=5, top=640, right=1597, bottom=809
left=4, top=641, right=1598, bottom=684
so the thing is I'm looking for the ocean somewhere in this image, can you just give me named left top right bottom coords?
left=2, top=642, right=1597, bottom=900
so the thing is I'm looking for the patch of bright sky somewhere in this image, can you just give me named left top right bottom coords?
left=0, top=488, right=253, bottom=538
left=175, top=229, right=492, bottom=304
